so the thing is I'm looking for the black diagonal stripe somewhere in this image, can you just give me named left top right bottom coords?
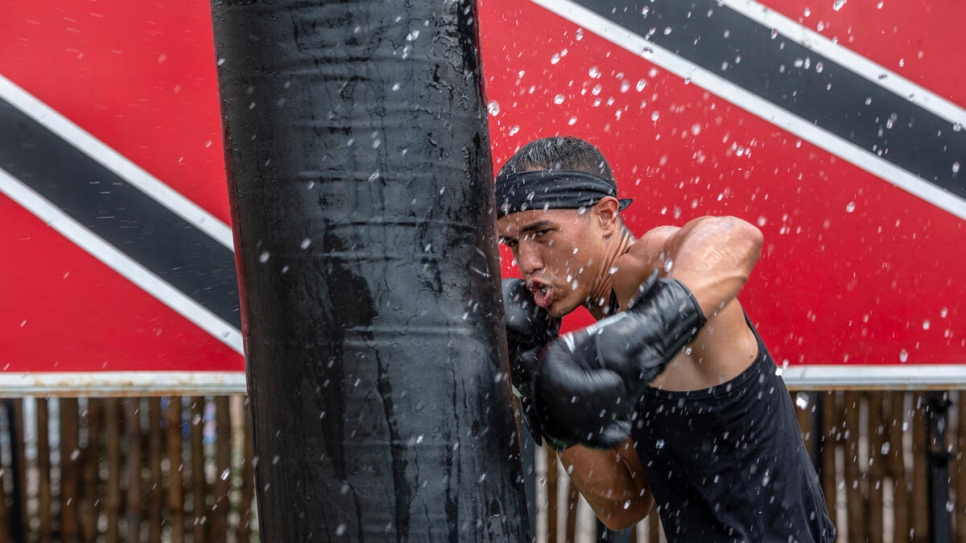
left=572, top=0, right=965, bottom=200
left=0, top=97, right=241, bottom=330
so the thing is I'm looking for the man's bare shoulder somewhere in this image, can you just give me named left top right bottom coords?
left=610, top=225, right=680, bottom=309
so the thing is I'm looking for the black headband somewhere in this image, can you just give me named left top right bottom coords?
left=495, top=169, right=633, bottom=218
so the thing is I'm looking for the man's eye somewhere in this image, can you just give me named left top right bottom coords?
left=502, top=239, right=518, bottom=248
left=533, top=229, right=551, bottom=238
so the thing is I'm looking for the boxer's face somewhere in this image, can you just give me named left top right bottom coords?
left=498, top=207, right=605, bottom=319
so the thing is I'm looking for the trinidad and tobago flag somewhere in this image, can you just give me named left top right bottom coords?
left=0, top=0, right=963, bottom=394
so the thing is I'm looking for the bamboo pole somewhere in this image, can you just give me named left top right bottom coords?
left=105, top=398, right=122, bottom=543
left=190, top=397, right=207, bottom=543
left=60, top=398, right=81, bottom=543
left=0, top=413, right=8, bottom=543
left=547, top=448, right=559, bottom=543
left=236, top=405, right=254, bottom=543
left=844, top=391, right=866, bottom=543
left=123, top=398, right=143, bottom=543
left=957, top=391, right=966, bottom=542
left=888, top=391, right=910, bottom=543
left=821, top=391, right=840, bottom=526
left=213, top=396, right=232, bottom=542
left=148, top=398, right=164, bottom=543
left=81, top=399, right=102, bottom=542
left=912, top=393, right=930, bottom=542
left=36, top=398, right=53, bottom=543
left=167, top=397, right=185, bottom=543
left=867, top=391, right=885, bottom=543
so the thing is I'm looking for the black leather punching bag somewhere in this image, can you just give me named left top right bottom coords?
left=210, top=0, right=530, bottom=540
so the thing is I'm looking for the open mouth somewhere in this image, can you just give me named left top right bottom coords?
left=527, top=281, right=554, bottom=309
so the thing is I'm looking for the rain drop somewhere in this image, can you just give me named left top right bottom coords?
left=336, top=524, right=347, bottom=536
left=554, top=94, right=566, bottom=105
left=655, top=439, right=665, bottom=449
left=220, top=469, right=231, bottom=481
left=795, top=392, right=810, bottom=410
left=953, top=162, right=960, bottom=174
left=845, top=202, right=856, bottom=213
left=259, top=251, right=270, bottom=263
left=575, top=28, right=584, bottom=40
left=487, top=101, right=500, bottom=116
left=923, top=319, right=930, bottom=330
left=832, top=0, right=847, bottom=11
left=636, top=79, right=647, bottom=91
left=899, top=349, right=909, bottom=363
left=588, top=66, right=601, bottom=78
left=551, top=53, right=561, bottom=64
left=300, top=238, right=311, bottom=250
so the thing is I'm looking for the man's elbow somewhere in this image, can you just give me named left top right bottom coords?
left=721, top=215, right=763, bottom=267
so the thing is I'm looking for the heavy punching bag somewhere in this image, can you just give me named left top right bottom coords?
left=210, top=0, right=530, bottom=541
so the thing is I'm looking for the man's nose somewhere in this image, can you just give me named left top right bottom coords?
left=516, top=242, right=543, bottom=276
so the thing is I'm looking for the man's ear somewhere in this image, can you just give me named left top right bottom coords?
left=594, top=197, right=621, bottom=235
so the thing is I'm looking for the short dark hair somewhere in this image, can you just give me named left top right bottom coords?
left=497, top=136, right=615, bottom=181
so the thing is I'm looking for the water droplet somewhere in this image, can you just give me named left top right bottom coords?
left=487, top=101, right=500, bottom=116
left=220, top=469, right=230, bottom=481
left=406, top=29, right=420, bottom=41
left=70, top=449, right=81, bottom=461
left=663, top=27, right=672, bottom=35
left=899, top=349, right=909, bottom=363
left=795, top=392, right=810, bottom=410
left=335, top=524, right=347, bottom=536
left=568, top=116, right=578, bottom=126
left=650, top=111, right=660, bottom=121
left=655, top=439, right=665, bottom=449
left=953, top=123, right=962, bottom=132
left=551, top=53, right=561, bottom=64
left=553, top=94, right=566, bottom=105
left=300, top=238, right=311, bottom=250
left=922, top=319, right=930, bottom=330
left=259, top=251, right=270, bottom=263
left=691, top=123, right=702, bottom=135
left=881, top=442, right=891, bottom=455
left=770, top=29, right=778, bottom=39
left=509, top=125, right=520, bottom=136
left=588, top=66, right=601, bottom=78
left=636, top=79, right=647, bottom=91
left=953, top=162, right=960, bottom=174
left=832, top=0, right=847, bottom=11
left=941, top=307, right=949, bottom=318
left=216, top=58, right=226, bottom=66
left=845, top=202, right=856, bottom=213
left=575, top=28, right=584, bottom=40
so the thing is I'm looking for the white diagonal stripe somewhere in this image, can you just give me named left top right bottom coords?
left=0, top=73, right=235, bottom=250
left=530, top=0, right=966, bottom=221
left=722, top=0, right=966, bottom=127
left=0, top=166, right=243, bottom=354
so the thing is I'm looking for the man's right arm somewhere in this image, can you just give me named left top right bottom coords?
left=555, top=438, right=653, bottom=530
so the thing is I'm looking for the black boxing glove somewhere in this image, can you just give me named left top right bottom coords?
left=531, top=336, right=632, bottom=450
left=502, top=278, right=560, bottom=445
left=531, top=271, right=706, bottom=449
left=595, top=271, right=706, bottom=400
